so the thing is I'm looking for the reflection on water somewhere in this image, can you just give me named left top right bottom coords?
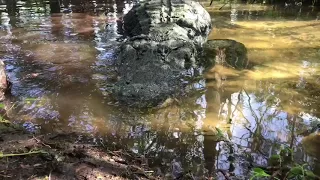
left=1, top=0, right=320, bottom=178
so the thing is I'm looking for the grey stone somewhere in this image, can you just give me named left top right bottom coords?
left=123, top=0, right=212, bottom=46
left=111, top=0, right=212, bottom=108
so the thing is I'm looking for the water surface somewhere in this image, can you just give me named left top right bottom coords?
left=0, top=0, right=320, bottom=178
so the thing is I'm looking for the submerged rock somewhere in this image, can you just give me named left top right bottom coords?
left=203, top=39, right=249, bottom=70
left=112, top=0, right=212, bottom=107
left=201, top=39, right=249, bottom=88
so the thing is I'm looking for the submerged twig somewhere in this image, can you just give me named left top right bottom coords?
left=33, top=135, right=52, bottom=148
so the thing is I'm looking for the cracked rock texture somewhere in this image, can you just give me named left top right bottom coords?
left=112, top=0, right=212, bottom=108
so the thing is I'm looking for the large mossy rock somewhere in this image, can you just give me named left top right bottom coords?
left=112, top=0, right=212, bottom=108
left=123, top=0, right=212, bottom=46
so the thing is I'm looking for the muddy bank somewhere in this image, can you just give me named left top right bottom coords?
left=0, top=122, right=158, bottom=180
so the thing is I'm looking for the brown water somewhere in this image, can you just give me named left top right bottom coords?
left=0, top=0, right=320, bottom=178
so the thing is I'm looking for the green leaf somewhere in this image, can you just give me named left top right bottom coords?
left=0, top=103, right=4, bottom=109
left=253, top=168, right=270, bottom=177
left=290, top=167, right=303, bottom=174
left=25, top=98, right=37, bottom=101
left=253, top=168, right=265, bottom=174
left=270, top=154, right=280, bottom=159
left=288, top=166, right=303, bottom=178
left=270, top=154, right=281, bottom=161
left=215, top=127, right=224, bottom=137
left=269, top=154, right=281, bottom=166
left=305, top=170, right=317, bottom=178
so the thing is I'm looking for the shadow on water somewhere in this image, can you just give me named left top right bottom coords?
left=0, top=0, right=320, bottom=179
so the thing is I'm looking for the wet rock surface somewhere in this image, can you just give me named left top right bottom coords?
left=113, top=39, right=198, bottom=107
left=203, top=39, right=249, bottom=70
left=123, top=0, right=212, bottom=46
left=112, top=0, right=212, bottom=107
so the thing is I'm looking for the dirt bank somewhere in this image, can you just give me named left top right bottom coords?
left=0, top=122, right=158, bottom=180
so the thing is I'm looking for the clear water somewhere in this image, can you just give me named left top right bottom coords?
left=0, top=0, right=320, bottom=178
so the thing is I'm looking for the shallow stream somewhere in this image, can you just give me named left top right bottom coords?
left=0, top=0, right=320, bottom=178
